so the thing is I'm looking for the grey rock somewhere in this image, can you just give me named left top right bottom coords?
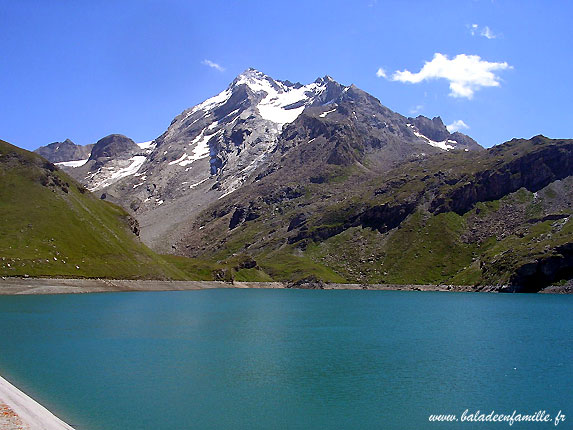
left=34, top=139, right=93, bottom=162
left=89, top=134, right=139, bottom=160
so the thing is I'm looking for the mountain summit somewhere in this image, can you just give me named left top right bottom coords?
left=38, top=69, right=481, bottom=250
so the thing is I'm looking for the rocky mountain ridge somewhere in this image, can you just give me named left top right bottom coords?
left=34, top=138, right=93, bottom=163
left=36, top=68, right=480, bottom=250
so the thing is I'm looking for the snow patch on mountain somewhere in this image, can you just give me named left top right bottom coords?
left=319, top=108, right=337, bottom=118
left=88, top=155, right=147, bottom=191
left=56, top=159, right=89, bottom=168
left=189, top=89, right=232, bottom=117
left=169, top=153, right=188, bottom=166
left=407, top=123, right=455, bottom=151
left=137, top=141, right=155, bottom=151
left=234, top=69, right=328, bottom=127
left=189, top=178, right=209, bottom=189
left=169, top=128, right=222, bottom=168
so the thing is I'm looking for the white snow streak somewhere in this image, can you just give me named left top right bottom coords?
left=88, top=156, right=147, bottom=191
left=189, top=89, right=232, bottom=116
left=319, top=108, right=337, bottom=118
left=55, top=159, right=88, bottom=168
left=179, top=129, right=222, bottom=167
left=136, top=141, right=155, bottom=150
left=234, top=72, right=327, bottom=127
left=168, top=153, right=188, bottom=165
left=189, top=178, right=209, bottom=189
left=406, top=123, right=455, bottom=151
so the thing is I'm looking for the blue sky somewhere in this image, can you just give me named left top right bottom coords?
left=1, top=0, right=571, bottom=150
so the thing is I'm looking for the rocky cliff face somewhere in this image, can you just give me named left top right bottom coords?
left=430, top=137, right=573, bottom=215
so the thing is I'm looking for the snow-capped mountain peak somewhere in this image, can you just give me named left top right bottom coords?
left=41, top=70, right=481, bottom=251
left=228, top=68, right=337, bottom=127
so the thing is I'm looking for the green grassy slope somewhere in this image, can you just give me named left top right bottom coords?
left=0, top=139, right=189, bottom=279
left=305, top=185, right=573, bottom=288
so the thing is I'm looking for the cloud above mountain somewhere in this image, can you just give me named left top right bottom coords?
left=201, top=59, right=225, bottom=72
left=376, top=67, right=387, bottom=78
left=447, top=119, right=470, bottom=133
left=391, top=53, right=512, bottom=99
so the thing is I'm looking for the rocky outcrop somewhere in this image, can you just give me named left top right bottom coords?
left=229, top=203, right=261, bottom=229
left=430, top=138, right=573, bottom=215
left=286, top=276, right=326, bottom=289
left=410, top=116, right=450, bottom=142
left=409, top=116, right=481, bottom=151
left=510, top=245, right=573, bottom=292
left=126, top=215, right=140, bottom=236
left=89, top=134, right=139, bottom=160
left=34, top=139, right=93, bottom=162
left=287, top=213, right=307, bottom=232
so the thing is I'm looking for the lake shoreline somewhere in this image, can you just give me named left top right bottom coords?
left=0, top=374, right=75, bottom=430
left=0, top=277, right=570, bottom=294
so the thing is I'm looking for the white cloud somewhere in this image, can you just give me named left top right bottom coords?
left=391, top=53, right=512, bottom=99
left=447, top=119, right=470, bottom=133
left=376, top=67, right=387, bottom=78
left=201, top=59, right=225, bottom=72
left=468, top=23, right=497, bottom=39
left=409, top=104, right=424, bottom=115
left=481, top=26, right=496, bottom=39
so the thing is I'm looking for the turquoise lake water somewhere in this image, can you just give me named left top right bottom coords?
left=0, top=289, right=571, bottom=429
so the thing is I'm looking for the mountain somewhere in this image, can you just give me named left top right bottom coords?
left=31, top=69, right=573, bottom=291
left=178, top=134, right=572, bottom=291
left=34, top=138, right=93, bottom=163
left=47, top=68, right=481, bottom=252
left=0, top=139, right=188, bottom=280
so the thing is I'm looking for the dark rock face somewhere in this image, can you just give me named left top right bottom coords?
left=354, top=200, right=420, bottom=234
left=286, top=276, right=326, bottom=289
left=430, top=140, right=573, bottom=215
left=229, top=203, right=261, bottom=229
left=34, top=139, right=93, bottom=162
left=410, top=116, right=450, bottom=142
left=287, top=213, right=307, bottom=232
left=89, top=134, right=139, bottom=160
left=508, top=243, right=573, bottom=292
left=409, top=116, right=481, bottom=151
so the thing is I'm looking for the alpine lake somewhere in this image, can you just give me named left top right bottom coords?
left=0, top=289, right=571, bottom=429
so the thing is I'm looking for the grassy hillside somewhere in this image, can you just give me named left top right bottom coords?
left=0, top=139, right=190, bottom=279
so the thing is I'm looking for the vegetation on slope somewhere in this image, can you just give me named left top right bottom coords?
left=0, top=139, right=189, bottom=280
left=3, top=135, right=571, bottom=289
left=177, top=136, right=573, bottom=289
